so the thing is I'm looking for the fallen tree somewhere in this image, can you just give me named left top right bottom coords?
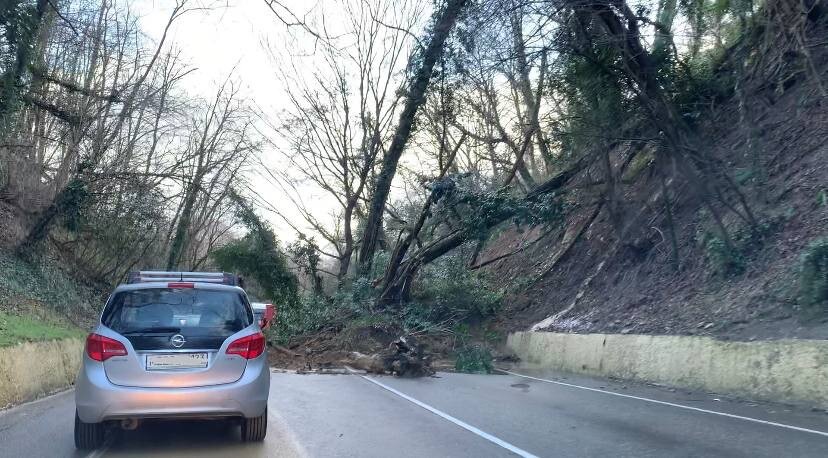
left=358, top=0, right=469, bottom=274
left=378, top=151, right=595, bottom=305
left=345, top=336, right=434, bottom=377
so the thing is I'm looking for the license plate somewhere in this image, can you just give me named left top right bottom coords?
left=146, top=353, right=208, bottom=370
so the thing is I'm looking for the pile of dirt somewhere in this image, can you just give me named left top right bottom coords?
left=345, top=336, right=435, bottom=377
left=480, top=47, right=828, bottom=342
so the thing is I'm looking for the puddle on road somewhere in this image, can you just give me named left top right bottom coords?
left=510, top=383, right=530, bottom=391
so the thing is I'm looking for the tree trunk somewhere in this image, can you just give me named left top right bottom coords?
left=1, top=0, right=49, bottom=127
left=601, top=145, right=624, bottom=238
left=338, top=204, right=355, bottom=281
left=166, top=175, right=202, bottom=270
left=652, top=0, right=678, bottom=59
left=378, top=134, right=465, bottom=297
left=511, top=11, right=553, bottom=171
left=357, top=0, right=468, bottom=274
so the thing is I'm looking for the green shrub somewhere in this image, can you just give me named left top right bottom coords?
left=0, top=311, right=84, bottom=347
left=0, top=252, right=99, bottom=319
left=454, top=345, right=493, bottom=374
left=413, top=250, right=502, bottom=321
left=270, top=248, right=502, bottom=344
left=799, top=239, right=828, bottom=314
left=270, top=293, right=336, bottom=344
left=700, top=218, right=782, bottom=279
left=271, top=275, right=380, bottom=344
left=703, top=235, right=745, bottom=278
left=211, top=232, right=299, bottom=304
left=398, top=301, right=442, bottom=333
left=210, top=211, right=298, bottom=307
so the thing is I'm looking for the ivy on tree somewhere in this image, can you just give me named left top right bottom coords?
left=212, top=194, right=298, bottom=307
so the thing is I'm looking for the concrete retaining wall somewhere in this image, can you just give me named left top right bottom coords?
left=507, top=332, right=828, bottom=408
left=0, top=338, right=83, bottom=408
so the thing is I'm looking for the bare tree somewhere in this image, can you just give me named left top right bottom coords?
left=263, top=0, right=423, bottom=282
left=15, top=0, right=196, bottom=253
left=167, top=79, right=256, bottom=269
left=2, top=0, right=256, bottom=285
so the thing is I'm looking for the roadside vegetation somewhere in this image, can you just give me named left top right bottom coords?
left=0, top=311, right=84, bottom=347
left=0, top=251, right=95, bottom=346
left=799, top=239, right=828, bottom=317
left=268, top=249, right=502, bottom=358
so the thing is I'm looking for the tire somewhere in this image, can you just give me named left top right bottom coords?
left=74, top=410, right=105, bottom=450
left=241, top=409, right=267, bottom=442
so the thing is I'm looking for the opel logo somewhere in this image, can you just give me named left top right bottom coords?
left=170, top=334, right=186, bottom=348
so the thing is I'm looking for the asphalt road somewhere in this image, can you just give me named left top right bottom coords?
left=1, top=369, right=827, bottom=457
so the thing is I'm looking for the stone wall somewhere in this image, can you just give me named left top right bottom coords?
left=0, top=338, right=83, bottom=408
left=507, top=332, right=828, bottom=408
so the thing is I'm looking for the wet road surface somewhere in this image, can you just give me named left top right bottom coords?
left=2, top=369, right=827, bottom=457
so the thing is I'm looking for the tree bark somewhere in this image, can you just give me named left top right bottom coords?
left=652, top=0, right=678, bottom=59
left=378, top=134, right=465, bottom=299
left=166, top=176, right=201, bottom=270
left=357, top=0, right=468, bottom=274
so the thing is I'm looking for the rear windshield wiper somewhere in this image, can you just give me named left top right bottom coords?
left=121, top=327, right=181, bottom=335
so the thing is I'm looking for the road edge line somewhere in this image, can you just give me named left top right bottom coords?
left=84, top=436, right=112, bottom=458
left=499, top=369, right=828, bottom=438
left=0, top=387, right=74, bottom=415
left=346, top=367, right=539, bottom=458
left=267, top=405, right=310, bottom=457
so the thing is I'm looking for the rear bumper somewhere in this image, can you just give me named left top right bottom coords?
left=75, top=356, right=270, bottom=423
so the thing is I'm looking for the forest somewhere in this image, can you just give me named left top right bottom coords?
left=1, top=0, right=826, bottom=365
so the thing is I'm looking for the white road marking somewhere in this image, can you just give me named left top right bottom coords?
left=267, top=404, right=310, bottom=457
left=84, top=440, right=111, bottom=458
left=500, top=369, right=828, bottom=438
left=346, top=368, right=539, bottom=458
left=0, top=387, right=73, bottom=414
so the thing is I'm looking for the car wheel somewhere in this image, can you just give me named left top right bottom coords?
left=74, top=410, right=105, bottom=450
left=241, top=409, right=267, bottom=442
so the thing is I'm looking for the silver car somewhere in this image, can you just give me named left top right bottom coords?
left=74, top=271, right=270, bottom=449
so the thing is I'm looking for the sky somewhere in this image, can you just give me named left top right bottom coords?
left=132, top=0, right=346, bottom=242
left=134, top=1, right=277, bottom=105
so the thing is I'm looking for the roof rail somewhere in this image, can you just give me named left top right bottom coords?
left=127, top=271, right=242, bottom=286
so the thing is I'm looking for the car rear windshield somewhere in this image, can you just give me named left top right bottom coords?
left=102, top=288, right=252, bottom=334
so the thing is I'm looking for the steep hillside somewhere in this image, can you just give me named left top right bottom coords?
left=482, top=55, right=828, bottom=341
left=0, top=203, right=101, bottom=342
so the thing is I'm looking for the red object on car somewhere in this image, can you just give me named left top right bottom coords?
left=264, top=303, right=276, bottom=326
left=252, top=302, right=277, bottom=329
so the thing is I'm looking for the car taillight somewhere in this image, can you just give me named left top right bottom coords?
left=226, top=333, right=265, bottom=359
left=86, top=333, right=127, bottom=361
left=167, top=282, right=194, bottom=288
